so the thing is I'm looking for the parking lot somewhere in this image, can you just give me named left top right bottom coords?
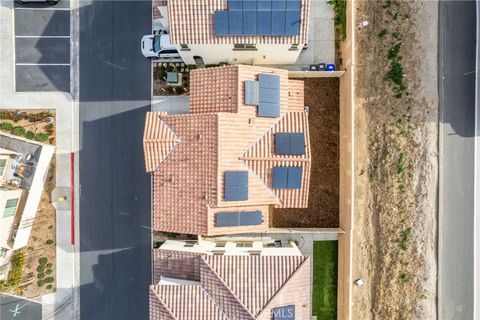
left=14, top=1, right=70, bottom=92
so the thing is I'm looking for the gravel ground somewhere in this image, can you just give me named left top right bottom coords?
left=272, top=78, right=340, bottom=228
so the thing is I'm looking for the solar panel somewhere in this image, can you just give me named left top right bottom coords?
left=258, top=102, right=280, bottom=117
left=215, top=211, right=262, bottom=227
left=271, top=0, right=286, bottom=10
left=258, top=0, right=271, bottom=10
left=228, top=0, right=243, bottom=10
left=286, top=0, right=301, bottom=11
left=272, top=167, right=302, bottom=189
left=272, top=305, right=295, bottom=320
left=285, top=10, right=301, bottom=35
left=275, top=133, right=290, bottom=154
left=257, top=11, right=272, bottom=35
left=215, top=11, right=230, bottom=36
left=229, top=11, right=243, bottom=35
left=287, top=167, right=302, bottom=189
left=258, top=73, right=279, bottom=88
left=271, top=10, right=286, bottom=35
left=224, top=171, right=249, bottom=201
left=216, top=212, right=240, bottom=227
left=289, top=132, right=305, bottom=155
left=243, top=11, right=258, bottom=35
left=243, top=0, right=257, bottom=10
left=244, top=80, right=258, bottom=105
left=272, top=167, right=288, bottom=188
left=239, top=211, right=263, bottom=225
left=259, top=87, right=280, bottom=104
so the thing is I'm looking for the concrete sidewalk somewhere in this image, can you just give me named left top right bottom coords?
left=0, top=0, right=78, bottom=319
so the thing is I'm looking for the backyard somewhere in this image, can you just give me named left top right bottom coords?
left=153, top=62, right=192, bottom=96
left=312, top=241, right=338, bottom=320
left=272, top=78, right=339, bottom=228
left=0, top=110, right=55, bottom=145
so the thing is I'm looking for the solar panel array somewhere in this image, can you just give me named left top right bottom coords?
left=244, top=80, right=259, bottom=105
left=275, top=132, right=305, bottom=155
left=258, top=73, right=280, bottom=117
left=215, top=211, right=263, bottom=227
left=272, top=167, right=302, bottom=189
left=214, top=0, right=302, bottom=36
left=224, top=171, right=249, bottom=201
left=272, top=305, right=296, bottom=319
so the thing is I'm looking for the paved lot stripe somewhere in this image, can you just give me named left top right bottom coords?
left=16, top=35, right=70, bottom=38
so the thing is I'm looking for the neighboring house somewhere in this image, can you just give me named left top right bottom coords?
left=143, top=65, right=311, bottom=236
left=0, top=133, right=54, bottom=279
left=150, top=243, right=311, bottom=319
left=166, top=0, right=311, bottom=65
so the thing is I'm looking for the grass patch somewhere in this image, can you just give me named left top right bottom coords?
left=327, top=0, right=347, bottom=41
left=312, top=241, right=338, bottom=320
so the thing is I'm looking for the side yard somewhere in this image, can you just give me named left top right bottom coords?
left=312, top=241, right=338, bottom=320
left=273, top=78, right=340, bottom=228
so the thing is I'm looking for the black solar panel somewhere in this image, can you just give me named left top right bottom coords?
left=215, top=211, right=263, bottom=227
left=224, top=171, right=249, bottom=201
left=214, top=0, right=301, bottom=36
left=274, top=132, right=305, bottom=155
left=272, top=166, right=303, bottom=189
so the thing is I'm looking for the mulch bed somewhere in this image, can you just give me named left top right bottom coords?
left=272, top=78, right=340, bottom=228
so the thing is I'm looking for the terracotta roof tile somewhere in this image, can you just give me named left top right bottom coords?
left=167, top=0, right=311, bottom=46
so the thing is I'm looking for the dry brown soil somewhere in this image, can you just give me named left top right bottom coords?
left=272, top=78, right=339, bottom=228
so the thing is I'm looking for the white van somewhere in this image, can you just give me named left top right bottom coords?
left=141, top=33, right=182, bottom=61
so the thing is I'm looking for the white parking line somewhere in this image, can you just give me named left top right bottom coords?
left=15, top=35, right=70, bottom=38
left=14, top=7, right=70, bottom=11
left=16, top=63, right=70, bottom=66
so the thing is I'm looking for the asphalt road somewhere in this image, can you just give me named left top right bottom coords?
left=78, top=1, right=152, bottom=320
left=438, top=1, right=476, bottom=319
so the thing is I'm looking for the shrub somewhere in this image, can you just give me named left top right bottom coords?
left=44, top=277, right=54, bottom=284
left=46, top=284, right=52, bottom=289
left=39, top=257, right=48, bottom=265
left=37, top=280, right=44, bottom=287
left=34, top=133, right=49, bottom=142
left=0, top=122, right=13, bottom=131
left=7, top=251, right=25, bottom=287
left=44, top=124, right=54, bottom=135
left=37, top=273, right=45, bottom=279
left=11, top=126, right=25, bottom=136
left=48, top=225, right=53, bottom=229
left=37, top=265, right=45, bottom=273
left=46, top=269, right=53, bottom=275
left=46, top=239, right=54, bottom=245
left=46, top=263, right=53, bottom=268
left=25, top=130, right=35, bottom=139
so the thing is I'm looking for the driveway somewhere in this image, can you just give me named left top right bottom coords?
left=14, top=1, right=70, bottom=92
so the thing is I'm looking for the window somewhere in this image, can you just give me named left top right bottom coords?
left=0, top=159, right=6, bottom=176
left=0, top=247, right=5, bottom=258
left=233, top=43, right=257, bottom=50
left=180, top=44, right=189, bottom=50
left=183, top=241, right=196, bottom=248
left=236, top=242, right=253, bottom=248
left=215, top=242, right=226, bottom=248
left=249, top=251, right=261, bottom=256
left=289, top=44, right=299, bottom=50
left=3, top=198, right=18, bottom=218
left=212, top=251, right=224, bottom=256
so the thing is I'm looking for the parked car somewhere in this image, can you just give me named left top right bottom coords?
left=141, top=33, right=181, bottom=61
left=15, top=0, right=59, bottom=4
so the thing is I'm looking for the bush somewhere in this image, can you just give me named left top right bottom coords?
left=37, top=265, right=45, bottom=273
left=44, top=277, right=54, bottom=284
left=46, top=269, right=53, bottom=275
left=39, top=257, right=48, bottom=265
left=11, top=126, right=25, bottom=136
left=46, top=263, right=53, bottom=268
left=7, top=251, right=25, bottom=287
left=48, top=225, right=53, bottom=229
left=46, top=284, right=52, bottom=289
left=0, top=122, right=13, bottom=131
left=37, top=280, right=44, bottom=287
left=25, top=130, right=35, bottom=139
left=34, top=133, right=49, bottom=142
left=46, top=239, right=54, bottom=245
left=37, top=273, right=45, bottom=279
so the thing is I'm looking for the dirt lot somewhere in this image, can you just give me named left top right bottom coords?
left=352, top=1, right=437, bottom=319
left=19, top=157, right=56, bottom=298
left=272, top=78, right=339, bottom=228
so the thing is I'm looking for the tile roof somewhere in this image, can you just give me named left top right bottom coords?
left=150, top=250, right=311, bottom=319
left=167, top=0, right=311, bottom=45
left=144, top=65, right=310, bottom=235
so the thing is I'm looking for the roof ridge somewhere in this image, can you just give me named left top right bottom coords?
left=198, top=283, right=231, bottom=320
left=200, top=256, right=256, bottom=320
left=150, top=285, right=177, bottom=320
left=255, top=256, right=309, bottom=317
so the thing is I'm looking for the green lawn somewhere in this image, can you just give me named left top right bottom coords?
left=312, top=241, right=338, bottom=320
